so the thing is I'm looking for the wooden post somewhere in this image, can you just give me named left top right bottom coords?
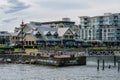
left=102, top=60, right=105, bottom=70
left=118, top=62, right=120, bottom=72
left=97, top=59, right=100, bottom=71
left=114, top=56, right=116, bottom=67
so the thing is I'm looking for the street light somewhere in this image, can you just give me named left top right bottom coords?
left=20, top=20, right=25, bottom=52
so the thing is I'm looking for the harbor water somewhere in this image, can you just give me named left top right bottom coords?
left=0, top=57, right=119, bottom=80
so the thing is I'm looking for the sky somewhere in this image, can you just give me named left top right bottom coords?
left=0, top=0, right=120, bottom=32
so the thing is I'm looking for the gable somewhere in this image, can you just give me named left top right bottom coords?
left=17, top=26, right=31, bottom=37
left=57, top=27, right=69, bottom=37
left=64, top=29, right=73, bottom=36
left=23, top=26, right=31, bottom=32
left=24, top=33, right=36, bottom=41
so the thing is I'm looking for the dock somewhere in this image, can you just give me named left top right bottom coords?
left=36, top=54, right=86, bottom=66
left=0, top=53, right=86, bottom=67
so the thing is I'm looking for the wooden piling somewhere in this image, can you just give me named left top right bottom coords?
left=114, top=56, right=116, bottom=67
left=97, top=59, right=99, bottom=71
left=118, top=61, right=120, bottom=72
left=102, top=60, right=105, bottom=70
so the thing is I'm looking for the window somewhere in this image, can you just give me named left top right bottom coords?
left=70, top=36, right=73, bottom=39
left=64, top=35, right=68, bottom=38
left=104, top=29, right=106, bottom=32
left=108, top=29, right=110, bottom=32
left=46, top=32, right=51, bottom=36
left=36, top=33, right=41, bottom=38
left=54, top=32, right=58, bottom=38
left=89, top=30, right=91, bottom=33
left=32, top=41, right=34, bottom=45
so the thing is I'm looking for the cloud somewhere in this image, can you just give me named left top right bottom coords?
left=0, top=0, right=120, bottom=32
left=39, top=0, right=90, bottom=10
left=0, top=0, right=30, bottom=14
left=2, top=17, right=18, bottom=23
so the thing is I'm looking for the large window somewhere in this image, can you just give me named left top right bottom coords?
left=46, top=32, right=51, bottom=36
left=35, top=33, right=42, bottom=38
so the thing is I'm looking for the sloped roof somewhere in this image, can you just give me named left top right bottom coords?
left=57, top=27, right=69, bottom=37
left=25, top=24, right=73, bottom=41
left=26, top=23, right=38, bottom=30
left=43, top=31, right=49, bottom=35
left=26, top=30, right=33, bottom=34
left=10, top=33, right=18, bottom=36
left=37, top=25, right=57, bottom=35
left=0, top=31, right=11, bottom=36
left=51, top=31, right=57, bottom=35
left=33, top=30, right=38, bottom=35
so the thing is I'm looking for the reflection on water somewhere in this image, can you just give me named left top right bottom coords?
left=0, top=57, right=119, bottom=80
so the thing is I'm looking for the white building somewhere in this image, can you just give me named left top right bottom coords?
left=79, top=13, right=120, bottom=46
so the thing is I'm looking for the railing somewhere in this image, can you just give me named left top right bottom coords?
left=88, top=51, right=116, bottom=56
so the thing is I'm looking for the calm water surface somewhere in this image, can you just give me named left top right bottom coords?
left=0, top=57, right=119, bottom=80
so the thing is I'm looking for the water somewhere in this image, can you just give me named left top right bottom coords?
left=0, top=57, right=119, bottom=80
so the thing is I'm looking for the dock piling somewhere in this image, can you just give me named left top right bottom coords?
left=118, top=61, right=120, bottom=72
left=97, top=59, right=100, bottom=71
left=102, top=60, right=105, bottom=71
left=114, top=56, right=116, bottom=67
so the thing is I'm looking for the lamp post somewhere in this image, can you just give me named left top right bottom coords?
left=20, top=20, right=25, bottom=51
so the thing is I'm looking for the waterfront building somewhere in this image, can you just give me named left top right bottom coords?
left=10, top=33, right=19, bottom=46
left=79, top=13, right=120, bottom=46
left=15, top=20, right=81, bottom=47
left=40, top=18, right=75, bottom=28
left=0, top=31, right=11, bottom=45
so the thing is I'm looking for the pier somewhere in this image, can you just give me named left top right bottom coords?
left=0, top=49, right=120, bottom=67
left=36, top=54, right=86, bottom=66
left=0, top=53, right=86, bottom=66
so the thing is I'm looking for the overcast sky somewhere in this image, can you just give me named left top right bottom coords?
left=0, top=0, right=120, bottom=32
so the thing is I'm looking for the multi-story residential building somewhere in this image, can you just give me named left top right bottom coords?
left=79, top=13, right=120, bottom=46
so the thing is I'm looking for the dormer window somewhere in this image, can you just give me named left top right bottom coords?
left=36, top=34, right=41, bottom=38
left=35, top=32, right=42, bottom=38
left=46, top=32, right=51, bottom=36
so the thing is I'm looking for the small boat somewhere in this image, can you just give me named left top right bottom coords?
left=6, top=58, right=12, bottom=63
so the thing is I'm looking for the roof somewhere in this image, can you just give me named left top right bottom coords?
left=10, top=33, right=18, bottom=36
left=37, top=25, right=57, bottom=35
left=43, top=31, right=49, bottom=35
left=40, top=21, right=75, bottom=25
left=79, top=16, right=90, bottom=18
left=24, top=24, right=74, bottom=41
left=33, top=30, right=38, bottom=35
left=57, top=27, right=69, bottom=37
left=26, top=23, right=38, bottom=30
left=51, top=31, right=56, bottom=35
left=0, top=31, right=11, bottom=36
